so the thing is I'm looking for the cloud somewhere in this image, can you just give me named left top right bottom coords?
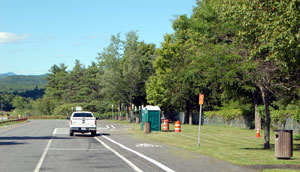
left=0, top=32, right=29, bottom=44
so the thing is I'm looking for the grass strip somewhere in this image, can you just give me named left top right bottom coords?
left=112, top=120, right=300, bottom=166
left=0, top=120, right=26, bottom=127
left=262, top=170, right=300, bottom=172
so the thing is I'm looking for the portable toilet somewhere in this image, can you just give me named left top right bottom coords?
left=141, top=105, right=161, bottom=131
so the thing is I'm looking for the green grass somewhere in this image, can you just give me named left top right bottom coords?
left=114, top=121, right=300, bottom=166
left=263, top=170, right=300, bottom=172
left=0, top=120, right=25, bottom=127
left=111, top=119, right=134, bottom=125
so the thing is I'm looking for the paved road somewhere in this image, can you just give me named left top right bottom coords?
left=0, top=120, right=256, bottom=172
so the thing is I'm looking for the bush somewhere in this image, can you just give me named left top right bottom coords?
left=53, top=103, right=80, bottom=116
left=257, top=103, right=300, bottom=129
left=53, top=102, right=110, bottom=116
left=94, top=112, right=119, bottom=120
left=205, top=109, right=243, bottom=122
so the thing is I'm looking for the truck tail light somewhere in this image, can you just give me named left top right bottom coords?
left=70, top=120, right=72, bottom=125
left=95, top=120, right=96, bottom=125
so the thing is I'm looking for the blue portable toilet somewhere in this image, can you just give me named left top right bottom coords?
left=141, top=105, right=161, bottom=131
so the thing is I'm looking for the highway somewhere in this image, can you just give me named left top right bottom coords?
left=0, top=120, right=256, bottom=172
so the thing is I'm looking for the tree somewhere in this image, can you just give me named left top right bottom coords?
left=147, top=0, right=241, bottom=124
left=146, top=21, right=200, bottom=124
left=45, top=63, right=68, bottom=102
left=217, top=0, right=300, bottom=149
left=67, top=60, right=87, bottom=103
left=97, top=32, right=156, bottom=120
left=12, top=96, right=28, bottom=112
left=0, top=93, right=14, bottom=111
left=84, top=62, right=103, bottom=102
left=97, top=33, right=125, bottom=117
left=38, top=97, right=56, bottom=116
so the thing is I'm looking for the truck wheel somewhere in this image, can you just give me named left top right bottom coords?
left=70, top=131, right=74, bottom=136
left=91, top=131, right=96, bottom=136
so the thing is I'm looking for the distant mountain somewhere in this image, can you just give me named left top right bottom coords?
left=0, top=74, right=46, bottom=93
left=0, top=72, right=16, bottom=78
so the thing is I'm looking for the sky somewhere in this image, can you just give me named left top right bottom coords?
left=0, top=0, right=196, bottom=75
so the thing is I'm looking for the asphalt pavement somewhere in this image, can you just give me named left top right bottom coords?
left=0, top=120, right=257, bottom=172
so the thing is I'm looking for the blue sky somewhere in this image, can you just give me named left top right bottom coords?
left=0, top=0, right=196, bottom=75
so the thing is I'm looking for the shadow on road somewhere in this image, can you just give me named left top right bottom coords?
left=99, top=133, right=110, bottom=136
left=0, top=141, right=26, bottom=145
left=74, top=133, right=110, bottom=137
left=0, top=136, right=70, bottom=140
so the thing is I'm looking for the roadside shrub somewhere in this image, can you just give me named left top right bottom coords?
left=205, top=109, right=243, bottom=122
left=94, top=112, right=119, bottom=120
left=204, top=100, right=254, bottom=128
left=53, top=103, right=80, bottom=116
left=257, top=103, right=300, bottom=129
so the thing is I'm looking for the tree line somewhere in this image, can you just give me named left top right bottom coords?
left=0, top=75, right=46, bottom=93
left=9, top=0, right=300, bottom=149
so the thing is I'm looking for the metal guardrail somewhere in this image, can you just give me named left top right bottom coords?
left=0, top=118, right=28, bottom=124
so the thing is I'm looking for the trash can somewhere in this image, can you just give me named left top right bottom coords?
left=275, top=130, right=293, bottom=159
left=144, top=122, right=151, bottom=134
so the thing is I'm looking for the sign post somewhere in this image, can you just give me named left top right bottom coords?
left=112, top=104, right=114, bottom=120
left=198, top=94, right=204, bottom=147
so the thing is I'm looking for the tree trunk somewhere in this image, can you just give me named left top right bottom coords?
left=253, top=91, right=261, bottom=130
left=260, top=86, right=270, bottom=149
left=189, top=111, right=192, bottom=125
left=126, top=106, right=129, bottom=121
left=184, top=108, right=189, bottom=124
left=184, top=105, right=192, bottom=125
left=119, top=103, right=122, bottom=120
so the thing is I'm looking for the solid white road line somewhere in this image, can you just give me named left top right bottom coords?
left=53, top=128, right=57, bottom=135
left=102, top=135, right=176, bottom=172
left=33, top=129, right=56, bottom=172
left=94, top=137, right=143, bottom=172
left=34, top=128, right=57, bottom=172
left=110, top=125, right=116, bottom=129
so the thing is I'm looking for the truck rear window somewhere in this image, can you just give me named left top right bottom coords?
left=73, top=113, right=93, bottom=117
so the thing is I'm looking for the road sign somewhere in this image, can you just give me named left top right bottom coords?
left=75, top=106, right=82, bottom=111
left=198, top=94, right=204, bottom=147
left=199, top=94, right=204, bottom=105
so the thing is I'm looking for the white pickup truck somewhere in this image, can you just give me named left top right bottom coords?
left=69, top=111, right=97, bottom=136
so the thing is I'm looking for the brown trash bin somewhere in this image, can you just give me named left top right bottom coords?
left=144, top=122, right=151, bottom=134
left=275, top=130, right=293, bottom=159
